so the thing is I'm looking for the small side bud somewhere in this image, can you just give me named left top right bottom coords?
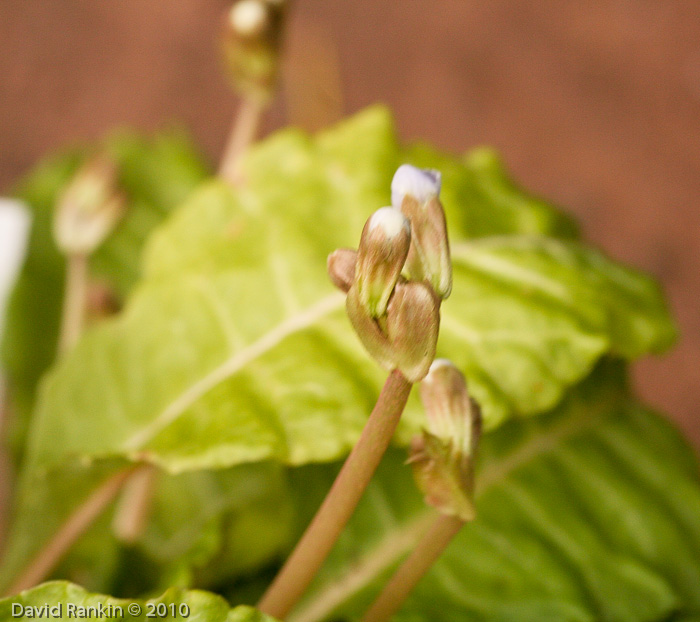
left=409, top=360, right=482, bottom=520
left=355, top=207, right=411, bottom=318
left=222, top=0, right=286, bottom=103
left=391, top=164, right=452, bottom=299
left=53, top=156, right=125, bottom=256
left=385, top=281, right=440, bottom=382
left=327, top=248, right=357, bottom=293
left=420, top=360, right=481, bottom=459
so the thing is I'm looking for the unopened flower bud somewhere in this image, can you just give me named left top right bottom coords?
left=222, top=0, right=286, bottom=103
left=385, top=281, right=440, bottom=382
left=391, top=165, right=452, bottom=299
left=327, top=248, right=357, bottom=293
left=346, top=285, right=395, bottom=371
left=53, top=156, right=125, bottom=256
left=408, top=360, right=482, bottom=520
left=420, top=360, right=481, bottom=458
left=355, top=207, right=411, bottom=318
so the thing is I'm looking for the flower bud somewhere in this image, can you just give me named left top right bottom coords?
left=408, top=360, right=481, bottom=520
left=327, top=248, right=357, bottom=293
left=420, top=360, right=481, bottom=457
left=346, top=284, right=395, bottom=371
left=391, top=164, right=452, bottom=299
left=53, top=156, right=125, bottom=256
left=221, top=0, right=286, bottom=103
left=355, top=207, right=411, bottom=318
left=385, top=281, right=440, bottom=382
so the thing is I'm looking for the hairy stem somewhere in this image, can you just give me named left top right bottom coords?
left=218, top=96, right=265, bottom=187
left=258, top=370, right=412, bottom=619
left=4, top=465, right=141, bottom=595
left=112, top=464, right=159, bottom=544
left=57, top=253, right=88, bottom=355
left=361, top=513, right=465, bottom=622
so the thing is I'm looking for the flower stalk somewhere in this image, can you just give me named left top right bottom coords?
left=111, top=464, right=159, bottom=544
left=4, top=466, right=141, bottom=596
left=257, top=369, right=412, bottom=619
left=53, top=155, right=125, bottom=355
left=218, top=0, right=286, bottom=185
left=361, top=512, right=465, bottom=622
left=360, top=360, right=481, bottom=622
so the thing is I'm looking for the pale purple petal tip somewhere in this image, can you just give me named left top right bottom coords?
left=391, top=164, right=442, bottom=209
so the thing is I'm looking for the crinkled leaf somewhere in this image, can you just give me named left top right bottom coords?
left=0, top=129, right=209, bottom=447
left=0, top=581, right=278, bottom=622
left=283, top=366, right=700, bottom=622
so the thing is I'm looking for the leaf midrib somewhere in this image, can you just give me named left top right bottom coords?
left=121, top=292, right=345, bottom=455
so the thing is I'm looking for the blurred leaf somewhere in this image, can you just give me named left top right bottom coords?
left=0, top=463, right=295, bottom=597
left=22, top=108, right=674, bottom=475
left=0, top=581, right=278, bottom=621
left=286, top=366, right=700, bottom=622
left=0, top=129, right=209, bottom=451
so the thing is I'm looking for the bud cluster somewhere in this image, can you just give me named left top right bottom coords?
left=409, top=360, right=482, bottom=521
left=221, top=0, right=286, bottom=103
left=328, top=165, right=452, bottom=383
left=53, top=155, right=125, bottom=256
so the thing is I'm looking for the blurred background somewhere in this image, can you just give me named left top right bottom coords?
left=0, top=0, right=698, bottom=446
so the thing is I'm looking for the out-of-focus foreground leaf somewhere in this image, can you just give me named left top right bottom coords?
left=283, top=367, right=700, bottom=622
left=0, top=581, right=278, bottom=622
left=24, top=107, right=674, bottom=476
left=0, top=130, right=209, bottom=449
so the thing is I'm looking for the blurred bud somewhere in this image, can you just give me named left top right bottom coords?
left=327, top=248, right=357, bottom=293
left=355, top=207, right=411, bottom=318
left=385, top=281, right=440, bottom=382
left=408, top=360, right=481, bottom=520
left=53, top=156, right=125, bottom=256
left=391, top=164, right=452, bottom=299
left=222, top=0, right=286, bottom=103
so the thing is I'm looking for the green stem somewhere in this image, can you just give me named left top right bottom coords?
left=218, top=96, right=265, bottom=187
left=57, top=253, right=88, bottom=355
left=361, top=513, right=465, bottom=622
left=257, top=370, right=412, bottom=619
left=4, top=466, right=141, bottom=596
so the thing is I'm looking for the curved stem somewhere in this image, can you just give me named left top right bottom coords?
left=258, top=370, right=412, bottom=619
left=218, top=96, right=266, bottom=187
left=361, top=513, right=465, bottom=622
left=4, top=465, right=141, bottom=596
left=57, top=253, right=88, bottom=355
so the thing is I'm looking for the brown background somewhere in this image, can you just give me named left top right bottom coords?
left=1, top=1, right=698, bottom=446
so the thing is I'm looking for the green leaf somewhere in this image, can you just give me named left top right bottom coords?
left=0, top=129, right=209, bottom=451
left=0, top=581, right=278, bottom=622
left=1, top=108, right=676, bottom=598
left=285, top=366, right=700, bottom=622
left=23, top=112, right=673, bottom=473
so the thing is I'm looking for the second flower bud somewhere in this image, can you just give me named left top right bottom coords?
left=355, top=207, right=411, bottom=319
